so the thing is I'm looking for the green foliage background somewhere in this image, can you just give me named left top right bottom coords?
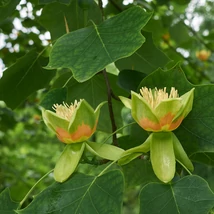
left=0, top=0, right=214, bottom=213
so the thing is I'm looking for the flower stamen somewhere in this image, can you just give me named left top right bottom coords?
left=52, top=100, right=79, bottom=120
left=140, top=87, right=179, bottom=109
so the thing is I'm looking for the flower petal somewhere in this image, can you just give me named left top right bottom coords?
left=85, top=141, right=124, bottom=161
left=119, top=96, right=132, bottom=109
left=179, top=88, right=195, bottom=119
left=154, top=98, right=182, bottom=120
left=172, top=133, right=194, bottom=171
left=150, top=132, right=175, bottom=183
left=68, top=100, right=97, bottom=141
left=118, top=134, right=151, bottom=165
left=54, top=142, right=85, bottom=183
left=42, top=108, right=69, bottom=132
left=131, top=91, right=160, bottom=131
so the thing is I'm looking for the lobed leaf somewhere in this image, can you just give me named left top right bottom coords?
left=46, top=6, right=152, bottom=82
left=17, top=170, right=124, bottom=214
left=139, top=175, right=214, bottom=214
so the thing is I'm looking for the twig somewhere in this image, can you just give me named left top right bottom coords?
left=97, top=0, right=118, bottom=146
left=102, top=69, right=118, bottom=146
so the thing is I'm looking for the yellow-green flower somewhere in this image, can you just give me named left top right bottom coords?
left=120, top=87, right=194, bottom=132
left=119, top=87, right=195, bottom=183
left=42, top=99, right=124, bottom=182
left=42, top=100, right=101, bottom=144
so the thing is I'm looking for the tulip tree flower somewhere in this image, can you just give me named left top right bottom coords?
left=42, top=100, right=124, bottom=182
left=119, top=87, right=195, bottom=183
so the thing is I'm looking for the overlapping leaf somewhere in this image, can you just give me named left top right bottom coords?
left=115, top=31, right=170, bottom=75
left=0, top=49, right=55, bottom=109
left=17, top=170, right=124, bottom=214
left=46, top=6, right=152, bottom=82
left=139, top=175, right=214, bottom=214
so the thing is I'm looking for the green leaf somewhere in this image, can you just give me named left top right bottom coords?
left=17, top=170, right=124, bottom=214
left=118, top=70, right=147, bottom=93
left=46, top=6, right=152, bottom=82
left=54, top=143, right=85, bottom=182
left=122, top=159, right=159, bottom=187
left=138, top=65, right=214, bottom=156
left=0, top=188, right=19, bottom=214
left=0, top=49, right=55, bottom=109
left=39, top=0, right=102, bottom=40
left=0, top=0, right=11, bottom=7
left=40, top=87, right=67, bottom=110
left=0, top=106, right=16, bottom=131
left=39, top=0, right=70, bottom=4
left=139, top=175, right=214, bottom=214
left=115, top=31, right=170, bottom=75
left=190, top=152, right=214, bottom=166
left=0, top=0, right=19, bottom=22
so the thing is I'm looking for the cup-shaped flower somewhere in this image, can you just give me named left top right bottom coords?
left=120, top=87, right=194, bottom=132
left=42, top=100, right=105, bottom=144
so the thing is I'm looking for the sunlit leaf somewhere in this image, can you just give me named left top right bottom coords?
left=139, top=175, right=214, bottom=214
left=46, top=6, right=152, bottom=82
left=17, top=170, right=124, bottom=214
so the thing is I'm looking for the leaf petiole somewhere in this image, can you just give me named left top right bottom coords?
left=17, top=169, right=54, bottom=210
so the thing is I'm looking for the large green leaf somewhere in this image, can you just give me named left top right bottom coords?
left=39, top=0, right=102, bottom=41
left=0, top=188, right=19, bottom=214
left=17, top=170, right=124, bottom=214
left=138, top=65, right=214, bottom=156
left=139, top=175, right=214, bottom=214
left=122, top=159, right=159, bottom=188
left=40, top=87, right=67, bottom=110
left=115, top=31, right=170, bottom=75
left=0, top=49, right=55, bottom=109
left=46, top=6, right=152, bottom=82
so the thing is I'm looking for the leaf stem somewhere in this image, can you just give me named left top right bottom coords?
left=176, top=159, right=192, bottom=176
left=98, top=160, right=117, bottom=177
left=17, top=169, right=53, bottom=210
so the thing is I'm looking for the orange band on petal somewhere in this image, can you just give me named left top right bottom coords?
left=169, top=117, right=184, bottom=131
left=159, top=113, right=184, bottom=131
left=139, top=118, right=161, bottom=131
left=56, top=128, right=71, bottom=143
left=56, top=122, right=97, bottom=143
left=70, top=123, right=95, bottom=141
left=160, top=113, right=174, bottom=127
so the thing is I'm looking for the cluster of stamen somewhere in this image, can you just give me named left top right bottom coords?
left=140, top=87, right=179, bottom=109
left=52, top=100, right=79, bottom=120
